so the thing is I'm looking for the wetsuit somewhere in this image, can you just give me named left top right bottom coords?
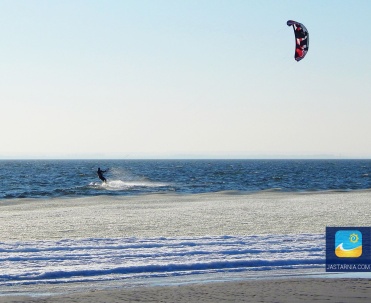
left=97, top=168, right=107, bottom=183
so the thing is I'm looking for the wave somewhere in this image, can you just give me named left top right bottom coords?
left=1, top=259, right=323, bottom=283
left=0, top=234, right=324, bottom=286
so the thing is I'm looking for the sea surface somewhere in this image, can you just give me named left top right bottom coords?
left=1, top=159, right=371, bottom=199
left=1, top=159, right=371, bottom=294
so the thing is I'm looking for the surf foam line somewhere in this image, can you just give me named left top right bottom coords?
left=89, top=179, right=170, bottom=191
left=0, top=234, right=324, bottom=286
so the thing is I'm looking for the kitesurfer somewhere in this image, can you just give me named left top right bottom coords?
left=97, top=167, right=108, bottom=183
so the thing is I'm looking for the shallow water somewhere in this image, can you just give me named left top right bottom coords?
left=1, top=191, right=370, bottom=240
left=1, top=191, right=371, bottom=290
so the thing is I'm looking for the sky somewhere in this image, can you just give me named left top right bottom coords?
left=1, top=0, right=370, bottom=159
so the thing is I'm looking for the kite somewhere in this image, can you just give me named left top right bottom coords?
left=287, top=20, right=309, bottom=62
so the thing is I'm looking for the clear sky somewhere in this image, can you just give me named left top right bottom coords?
left=1, top=0, right=370, bottom=159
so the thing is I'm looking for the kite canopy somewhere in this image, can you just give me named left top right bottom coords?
left=287, top=20, right=309, bottom=62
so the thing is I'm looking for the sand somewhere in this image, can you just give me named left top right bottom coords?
left=0, top=278, right=370, bottom=303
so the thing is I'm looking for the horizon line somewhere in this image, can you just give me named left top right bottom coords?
left=1, top=156, right=370, bottom=160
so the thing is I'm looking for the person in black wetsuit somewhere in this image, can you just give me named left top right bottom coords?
left=97, top=167, right=108, bottom=183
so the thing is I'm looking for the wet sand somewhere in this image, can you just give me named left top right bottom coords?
left=1, top=278, right=371, bottom=303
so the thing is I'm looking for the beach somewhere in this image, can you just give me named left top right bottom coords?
left=1, top=0, right=370, bottom=298
left=1, top=278, right=371, bottom=303
left=1, top=191, right=371, bottom=301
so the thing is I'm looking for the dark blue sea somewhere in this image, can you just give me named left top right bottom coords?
left=1, top=159, right=371, bottom=199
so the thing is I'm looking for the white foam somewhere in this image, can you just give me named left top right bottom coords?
left=0, top=234, right=324, bottom=286
left=89, top=180, right=169, bottom=190
left=105, top=180, right=168, bottom=189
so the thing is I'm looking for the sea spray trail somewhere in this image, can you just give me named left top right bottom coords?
left=89, top=180, right=170, bottom=191
left=0, top=234, right=324, bottom=286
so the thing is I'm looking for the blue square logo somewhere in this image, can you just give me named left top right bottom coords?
left=335, top=230, right=362, bottom=258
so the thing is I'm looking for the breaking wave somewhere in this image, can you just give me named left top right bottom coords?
left=0, top=234, right=325, bottom=286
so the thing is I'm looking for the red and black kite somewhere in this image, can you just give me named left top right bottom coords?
left=287, top=20, right=309, bottom=62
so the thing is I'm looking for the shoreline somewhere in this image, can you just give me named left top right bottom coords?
left=1, top=268, right=371, bottom=301
left=2, top=191, right=371, bottom=301
left=1, top=277, right=371, bottom=303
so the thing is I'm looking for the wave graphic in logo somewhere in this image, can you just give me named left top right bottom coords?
left=335, top=230, right=362, bottom=258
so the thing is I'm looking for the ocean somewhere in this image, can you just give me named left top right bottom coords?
left=1, top=159, right=371, bottom=295
left=1, top=159, right=371, bottom=199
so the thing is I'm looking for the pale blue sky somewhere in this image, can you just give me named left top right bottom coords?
left=1, top=0, right=370, bottom=159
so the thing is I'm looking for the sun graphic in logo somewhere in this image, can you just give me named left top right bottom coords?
left=349, top=233, right=359, bottom=243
